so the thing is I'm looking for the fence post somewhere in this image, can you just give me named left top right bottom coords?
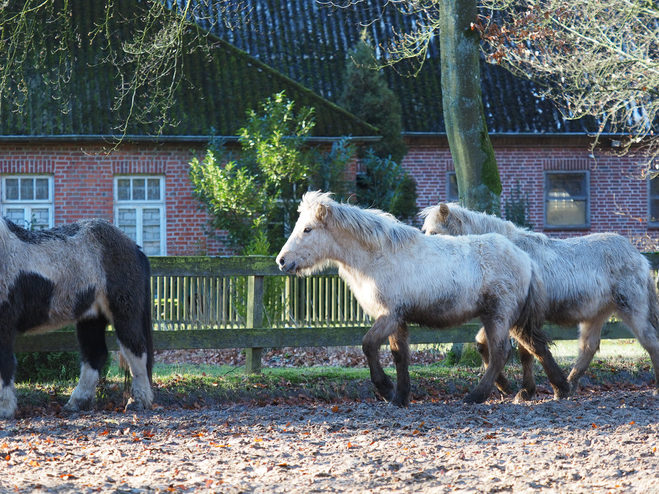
left=245, top=274, right=264, bottom=374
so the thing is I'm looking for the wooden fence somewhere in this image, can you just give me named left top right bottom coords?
left=15, top=253, right=659, bottom=373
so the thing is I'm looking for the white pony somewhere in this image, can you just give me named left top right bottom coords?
left=277, top=191, right=570, bottom=406
left=422, top=202, right=659, bottom=397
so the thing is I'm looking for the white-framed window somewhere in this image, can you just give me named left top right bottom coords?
left=544, top=171, right=590, bottom=228
left=446, top=172, right=459, bottom=202
left=1, top=175, right=54, bottom=229
left=114, top=176, right=166, bottom=255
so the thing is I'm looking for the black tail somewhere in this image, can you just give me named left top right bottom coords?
left=513, top=262, right=550, bottom=346
left=139, top=248, right=154, bottom=383
left=647, top=273, right=659, bottom=338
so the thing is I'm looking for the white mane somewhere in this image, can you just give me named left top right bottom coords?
left=422, top=203, right=548, bottom=245
left=300, top=191, right=419, bottom=251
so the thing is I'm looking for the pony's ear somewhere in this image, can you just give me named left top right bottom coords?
left=314, top=202, right=331, bottom=223
left=438, top=203, right=450, bottom=223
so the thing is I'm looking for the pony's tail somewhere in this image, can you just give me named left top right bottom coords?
left=647, top=273, right=659, bottom=337
left=512, top=262, right=550, bottom=347
left=140, top=249, right=154, bottom=383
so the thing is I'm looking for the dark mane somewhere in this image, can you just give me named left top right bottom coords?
left=3, top=217, right=81, bottom=244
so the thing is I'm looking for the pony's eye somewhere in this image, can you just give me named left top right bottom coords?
left=303, top=227, right=312, bottom=233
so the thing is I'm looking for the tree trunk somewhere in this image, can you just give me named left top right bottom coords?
left=439, top=0, right=502, bottom=215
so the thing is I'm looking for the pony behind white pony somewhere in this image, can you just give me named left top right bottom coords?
left=277, top=191, right=569, bottom=406
left=0, top=218, right=154, bottom=419
left=422, top=202, right=659, bottom=397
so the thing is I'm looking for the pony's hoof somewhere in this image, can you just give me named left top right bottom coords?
left=567, top=381, right=579, bottom=397
left=379, top=389, right=396, bottom=403
left=495, top=383, right=513, bottom=395
left=553, top=385, right=571, bottom=400
left=513, top=389, right=534, bottom=403
left=389, top=394, right=410, bottom=408
left=63, top=398, right=94, bottom=413
left=125, top=398, right=150, bottom=412
left=463, top=392, right=487, bottom=404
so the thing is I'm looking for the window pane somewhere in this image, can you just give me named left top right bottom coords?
left=547, top=173, right=586, bottom=198
left=133, top=179, right=146, bottom=200
left=547, top=199, right=587, bottom=226
left=651, top=177, right=659, bottom=197
left=142, top=208, right=161, bottom=255
left=5, top=208, right=25, bottom=225
left=147, top=179, right=160, bottom=200
left=448, top=173, right=459, bottom=202
left=20, top=178, right=34, bottom=201
left=30, top=209, right=50, bottom=230
left=35, top=179, right=49, bottom=200
left=5, top=179, right=19, bottom=200
left=117, top=208, right=137, bottom=242
left=117, top=179, right=131, bottom=201
left=651, top=199, right=659, bottom=223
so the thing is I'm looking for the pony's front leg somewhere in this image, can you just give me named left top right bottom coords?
left=362, top=315, right=401, bottom=405
left=464, top=322, right=510, bottom=404
left=388, top=323, right=411, bottom=408
left=515, top=328, right=570, bottom=401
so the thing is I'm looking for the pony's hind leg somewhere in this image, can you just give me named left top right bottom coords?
left=617, top=307, right=659, bottom=396
left=464, top=321, right=511, bottom=404
left=362, top=315, right=401, bottom=405
left=114, top=315, right=153, bottom=411
left=512, top=344, right=537, bottom=402
left=65, top=317, right=108, bottom=412
left=388, top=323, right=411, bottom=408
left=475, top=327, right=513, bottom=395
left=0, top=338, right=17, bottom=419
left=567, top=313, right=611, bottom=396
left=515, top=328, right=570, bottom=400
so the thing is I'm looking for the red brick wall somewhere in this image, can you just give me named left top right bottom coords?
left=0, top=141, right=229, bottom=255
left=1, top=135, right=656, bottom=256
left=402, top=134, right=659, bottom=247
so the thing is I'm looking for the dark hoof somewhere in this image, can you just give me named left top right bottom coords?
left=379, top=388, right=396, bottom=403
left=389, top=394, right=410, bottom=408
left=553, top=384, right=571, bottom=400
left=513, top=389, right=535, bottom=403
left=495, top=377, right=513, bottom=395
left=463, top=391, right=487, bottom=404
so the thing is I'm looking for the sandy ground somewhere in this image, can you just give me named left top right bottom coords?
left=2, top=387, right=658, bottom=494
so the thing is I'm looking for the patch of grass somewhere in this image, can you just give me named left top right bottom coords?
left=13, top=341, right=656, bottom=416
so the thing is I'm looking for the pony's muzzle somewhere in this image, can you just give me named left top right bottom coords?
left=276, top=254, right=296, bottom=274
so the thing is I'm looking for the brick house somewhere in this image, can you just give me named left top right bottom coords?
left=0, top=0, right=377, bottom=255
left=2, top=0, right=657, bottom=255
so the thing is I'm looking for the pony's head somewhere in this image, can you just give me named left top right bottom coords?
left=276, top=190, right=418, bottom=275
left=276, top=191, right=338, bottom=276
left=420, top=203, right=468, bottom=235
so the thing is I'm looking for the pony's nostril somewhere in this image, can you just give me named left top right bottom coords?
left=278, top=256, right=285, bottom=266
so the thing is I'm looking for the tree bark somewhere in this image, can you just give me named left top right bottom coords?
left=439, top=0, right=502, bottom=215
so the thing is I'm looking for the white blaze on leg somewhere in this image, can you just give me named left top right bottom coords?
left=120, top=344, right=153, bottom=410
left=64, top=363, right=99, bottom=412
left=0, top=381, right=17, bottom=419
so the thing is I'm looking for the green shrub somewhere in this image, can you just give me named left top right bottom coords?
left=15, top=352, right=112, bottom=383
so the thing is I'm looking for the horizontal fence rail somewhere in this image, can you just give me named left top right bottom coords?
left=15, top=254, right=659, bottom=372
